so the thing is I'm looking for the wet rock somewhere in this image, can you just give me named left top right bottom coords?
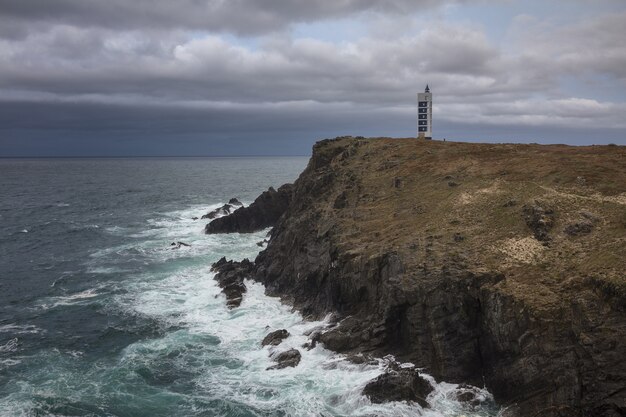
left=455, top=384, right=492, bottom=408
left=211, top=257, right=254, bottom=308
left=345, top=353, right=377, bottom=365
left=170, top=241, right=191, bottom=249
left=362, top=367, right=433, bottom=408
left=192, top=217, right=199, bottom=220
left=205, top=184, right=294, bottom=234
left=267, top=348, right=301, bottom=370
left=229, top=198, right=243, bottom=206
left=261, top=329, right=290, bottom=346
left=523, top=201, right=555, bottom=241
left=256, top=239, right=269, bottom=247
left=201, top=204, right=233, bottom=220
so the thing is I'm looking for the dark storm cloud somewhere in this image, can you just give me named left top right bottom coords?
left=0, top=0, right=456, bottom=36
left=0, top=1, right=625, bottom=156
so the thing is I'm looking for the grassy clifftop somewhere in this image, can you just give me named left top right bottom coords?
left=250, top=136, right=625, bottom=416
left=315, top=137, right=625, bottom=313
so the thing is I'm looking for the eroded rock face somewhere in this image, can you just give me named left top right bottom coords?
left=261, top=329, right=290, bottom=346
left=205, top=184, right=294, bottom=234
left=211, top=257, right=254, bottom=308
left=219, top=138, right=625, bottom=417
left=362, top=367, right=433, bottom=408
left=267, top=348, right=301, bottom=370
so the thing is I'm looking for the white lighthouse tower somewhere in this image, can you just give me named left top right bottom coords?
left=417, top=85, right=432, bottom=139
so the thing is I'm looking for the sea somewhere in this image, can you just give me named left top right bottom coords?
left=0, top=157, right=500, bottom=417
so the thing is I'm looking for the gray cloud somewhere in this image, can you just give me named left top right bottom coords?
left=0, top=1, right=624, bottom=156
left=0, top=0, right=462, bottom=37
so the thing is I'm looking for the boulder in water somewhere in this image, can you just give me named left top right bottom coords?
left=211, top=257, right=254, bottom=308
left=261, top=329, right=290, bottom=346
left=267, top=348, right=301, bottom=370
left=362, top=367, right=433, bottom=408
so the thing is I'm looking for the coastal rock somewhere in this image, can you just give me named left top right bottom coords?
left=201, top=203, right=233, bottom=220
left=211, top=257, right=254, bottom=308
left=247, top=137, right=625, bottom=417
left=261, top=329, right=290, bottom=346
left=267, top=348, right=301, bottom=370
left=205, top=184, right=294, bottom=234
left=362, top=367, right=433, bottom=407
left=229, top=198, right=243, bottom=206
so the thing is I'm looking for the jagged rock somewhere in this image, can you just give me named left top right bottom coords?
left=261, top=329, right=290, bottom=346
left=362, top=367, right=433, bottom=407
left=455, top=384, right=492, bottom=408
left=192, top=217, right=199, bottom=220
left=211, top=257, right=254, bottom=308
left=523, top=201, right=555, bottom=241
left=201, top=204, right=233, bottom=220
left=229, top=198, right=243, bottom=206
left=205, top=184, right=294, bottom=234
left=244, top=138, right=625, bottom=417
left=170, top=241, right=191, bottom=249
left=267, top=349, right=301, bottom=370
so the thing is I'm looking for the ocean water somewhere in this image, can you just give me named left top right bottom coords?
left=0, top=158, right=499, bottom=417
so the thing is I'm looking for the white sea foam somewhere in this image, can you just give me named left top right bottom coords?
left=0, top=338, right=19, bottom=354
left=0, top=324, right=43, bottom=335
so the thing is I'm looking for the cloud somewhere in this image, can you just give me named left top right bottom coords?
left=0, top=1, right=625, bottom=155
left=0, top=0, right=470, bottom=37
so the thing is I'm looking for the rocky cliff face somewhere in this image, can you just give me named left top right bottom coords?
left=214, top=137, right=626, bottom=417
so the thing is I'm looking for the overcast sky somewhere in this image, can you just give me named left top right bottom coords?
left=1, top=0, right=625, bottom=156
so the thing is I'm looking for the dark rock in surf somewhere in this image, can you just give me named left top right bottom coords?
left=362, top=367, right=433, bottom=407
left=261, top=329, right=290, bottom=346
left=205, top=184, right=294, bottom=234
left=211, top=257, right=254, bottom=308
left=170, top=241, right=191, bottom=249
left=201, top=204, right=234, bottom=220
left=455, top=384, right=491, bottom=408
left=229, top=198, right=243, bottom=206
left=267, top=348, right=301, bottom=370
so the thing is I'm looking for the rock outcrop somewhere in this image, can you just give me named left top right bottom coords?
left=211, top=137, right=626, bottom=417
left=205, top=184, right=294, bottom=234
left=267, top=348, right=301, bottom=370
left=362, top=366, right=433, bottom=407
left=211, top=257, right=254, bottom=308
left=261, top=329, right=290, bottom=346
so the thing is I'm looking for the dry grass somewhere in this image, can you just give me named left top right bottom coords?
left=316, top=137, right=626, bottom=312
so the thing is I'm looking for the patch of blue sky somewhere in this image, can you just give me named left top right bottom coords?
left=188, top=30, right=261, bottom=51
left=559, top=74, right=626, bottom=103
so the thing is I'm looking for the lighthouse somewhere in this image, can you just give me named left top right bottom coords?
left=417, top=85, right=432, bottom=139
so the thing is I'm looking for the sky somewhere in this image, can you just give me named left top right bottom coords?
left=0, top=0, right=625, bottom=156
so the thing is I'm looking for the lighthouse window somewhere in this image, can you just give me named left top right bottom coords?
left=419, top=101, right=428, bottom=107
left=419, top=114, right=427, bottom=119
left=419, top=121, right=427, bottom=126
left=419, top=108, right=427, bottom=113
left=418, top=127, right=428, bottom=132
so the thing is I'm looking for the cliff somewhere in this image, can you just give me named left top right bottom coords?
left=212, top=137, right=626, bottom=417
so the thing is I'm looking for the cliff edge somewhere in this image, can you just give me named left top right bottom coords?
left=215, top=137, right=626, bottom=417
